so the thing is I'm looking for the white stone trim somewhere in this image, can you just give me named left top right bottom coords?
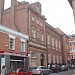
left=9, top=34, right=16, bottom=39
left=20, top=38, right=26, bottom=42
left=0, top=25, right=29, bottom=40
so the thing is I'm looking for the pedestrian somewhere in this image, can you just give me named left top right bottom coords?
left=1, top=65, right=6, bottom=75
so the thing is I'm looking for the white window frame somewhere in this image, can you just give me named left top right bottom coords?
left=32, top=27, right=36, bottom=38
left=20, top=41, right=25, bottom=52
left=9, top=35, right=15, bottom=50
left=20, top=38, right=25, bottom=52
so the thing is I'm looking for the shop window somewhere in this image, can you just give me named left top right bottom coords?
left=9, top=38, right=15, bottom=50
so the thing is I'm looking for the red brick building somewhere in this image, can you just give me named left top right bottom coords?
left=0, top=0, right=29, bottom=74
left=0, top=25, right=29, bottom=74
left=69, top=34, right=75, bottom=65
left=45, top=23, right=62, bottom=65
left=0, top=0, right=70, bottom=74
left=56, top=28, right=70, bottom=65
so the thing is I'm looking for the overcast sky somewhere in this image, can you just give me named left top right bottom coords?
left=5, top=0, right=75, bottom=35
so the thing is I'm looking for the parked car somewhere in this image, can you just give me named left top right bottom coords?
left=68, top=65, right=75, bottom=69
left=9, top=68, right=32, bottom=75
left=31, top=66, right=51, bottom=75
left=60, top=65, right=68, bottom=71
left=49, top=64, right=62, bottom=73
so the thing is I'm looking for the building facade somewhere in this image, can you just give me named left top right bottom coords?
left=55, top=28, right=70, bottom=65
left=0, top=0, right=70, bottom=74
left=69, top=34, right=75, bottom=65
left=68, top=0, right=75, bottom=21
left=0, top=25, right=28, bottom=74
left=45, top=23, right=63, bottom=65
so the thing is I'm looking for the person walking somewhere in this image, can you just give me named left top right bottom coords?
left=1, top=65, right=6, bottom=75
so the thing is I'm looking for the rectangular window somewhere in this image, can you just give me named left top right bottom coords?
left=52, top=37, right=54, bottom=46
left=32, top=16, right=35, bottom=22
left=59, top=41, right=61, bottom=49
left=9, top=38, right=15, bottom=50
left=47, top=35, right=50, bottom=45
left=20, top=42, right=25, bottom=52
left=40, top=21, right=43, bottom=26
left=36, top=18, right=39, bottom=24
left=56, top=39, right=58, bottom=48
left=41, top=33, right=44, bottom=41
left=32, top=29, right=36, bottom=38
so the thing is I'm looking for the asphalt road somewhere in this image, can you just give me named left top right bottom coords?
left=50, top=69, right=75, bottom=75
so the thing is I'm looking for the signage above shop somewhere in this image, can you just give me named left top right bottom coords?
left=0, top=51, right=27, bottom=57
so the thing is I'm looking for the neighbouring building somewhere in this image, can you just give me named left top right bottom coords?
left=0, top=25, right=28, bottom=74
left=45, top=23, right=62, bottom=65
left=69, top=34, right=75, bottom=65
left=28, top=2, right=47, bottom=67
left=55, top=28, right=70, bottom=65
left=0, top=0, right=70, bottom=74
left=68, top=0, right=75, bottom=21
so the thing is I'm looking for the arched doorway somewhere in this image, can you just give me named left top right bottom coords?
left=40, top=54, right=45, bottom=66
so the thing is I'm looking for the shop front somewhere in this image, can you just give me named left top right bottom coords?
left=0, top=51, right=29, bottom=74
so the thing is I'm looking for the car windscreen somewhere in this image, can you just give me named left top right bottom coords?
left=32, top=67, right=38, bottom=69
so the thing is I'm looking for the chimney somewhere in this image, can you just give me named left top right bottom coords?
left=0, top=0, right=4, bottom=24
left=10, top=0, right=17, bottom=26
left=11, top=0, right=17, bottom=7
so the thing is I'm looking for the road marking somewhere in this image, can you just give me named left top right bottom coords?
left=72, top=74, right=75, bottom=75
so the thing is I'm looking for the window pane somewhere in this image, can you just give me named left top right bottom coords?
left=9, top=38, right=15, bottom=50
left=21, top=42, right=25, bottom=52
